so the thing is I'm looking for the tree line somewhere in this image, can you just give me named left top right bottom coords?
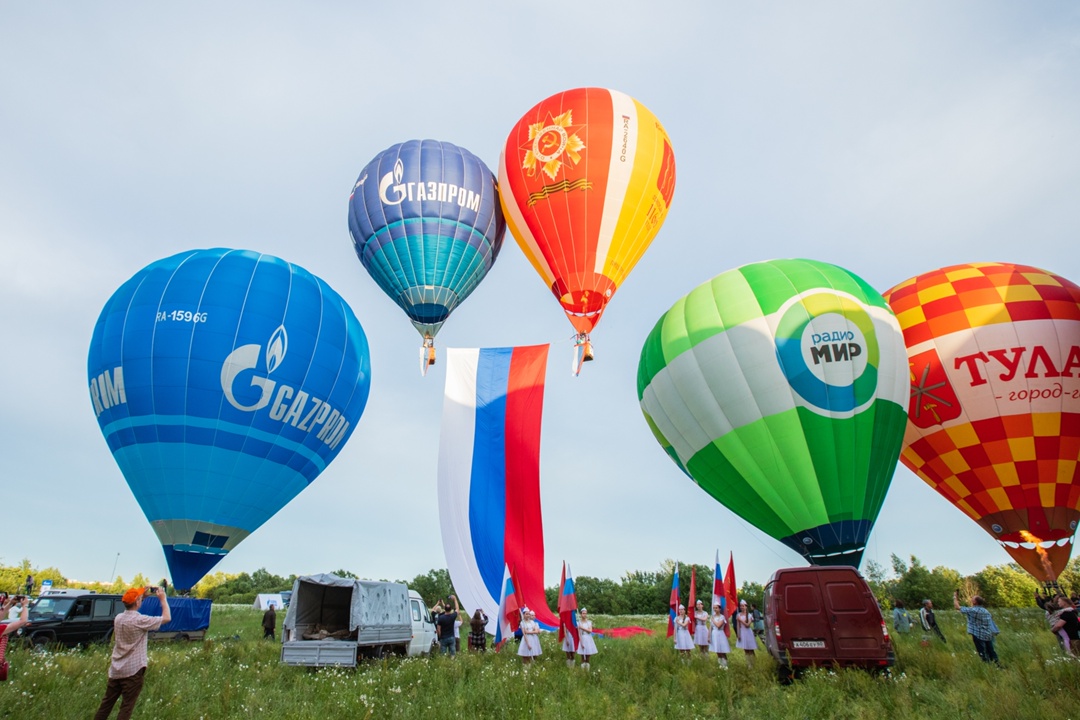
left=5, top=555, right=1074, bottom=612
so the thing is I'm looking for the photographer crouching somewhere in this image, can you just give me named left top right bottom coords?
left=93, top=586, right=170, bottom=720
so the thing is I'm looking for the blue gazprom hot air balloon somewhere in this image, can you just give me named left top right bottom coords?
left=348, top=139, right=505, bottom=373
left=87, top=249, right=371, bottom=590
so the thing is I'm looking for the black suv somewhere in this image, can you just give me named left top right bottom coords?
left=18, top=592, right=124, bottom=647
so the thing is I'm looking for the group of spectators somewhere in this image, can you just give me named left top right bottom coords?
left=1035, top=590, right=1080, bottom=655
left=891, top=598, right=948, bottom=642
left=672, top=599, right=758, bottom=668
left=1, top=586, right=169, bottom=719
left=428, top=595, right=601, bottom=668
left=431, top=594, right=491, bottom=656
left=891, top=593, right=1001, bottom=663
left=889, top=587, right=1080, bottom=667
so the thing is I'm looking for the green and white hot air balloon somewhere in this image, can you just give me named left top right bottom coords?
left=637, top=259, right=909, bottom=566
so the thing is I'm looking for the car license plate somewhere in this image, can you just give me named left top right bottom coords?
left=791, top=640, right=826, bottom=649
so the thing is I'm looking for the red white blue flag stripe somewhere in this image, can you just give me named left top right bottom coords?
left=438, top=345, right=558, bottom=632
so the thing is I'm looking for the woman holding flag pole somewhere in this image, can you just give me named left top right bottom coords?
left=518, top=608, right=542, bottom=664
left=735, top=600, right=757, bottom=665
left=694, top=600, right=710, bottom=655
left=561, top=622, right=577, bottom=667
left=709, top=603, right=731, bottom=667
left=577, top=608, right=598, bottom=669
left=674, top=605, right=693, bottom=658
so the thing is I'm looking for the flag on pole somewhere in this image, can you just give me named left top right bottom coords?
left=494, top=564, right=525, bottom=650
left=723, top=552, right=738, bottom=622
left=667, top=563, right=680, bottom=638
left=712, top=548, right=730, bottom=634
left=688, top=566, right=698, bottom=635
left=557, top=561, right=580, bottom=649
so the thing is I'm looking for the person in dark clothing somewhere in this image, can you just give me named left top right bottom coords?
left=468, top=609, right=489, bottom=652
left=1051, top=595, right=1080, bottom=654
left=262, top=604, right=277, bottom=640
left=920, top=599, right=946, bottom=643
left=435, top=595, right=460, bottom=656
left=1035, top=590, right=1049, bottom=611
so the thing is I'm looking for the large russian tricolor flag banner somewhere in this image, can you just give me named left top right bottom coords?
left=438, top=345, right=558, bottom=632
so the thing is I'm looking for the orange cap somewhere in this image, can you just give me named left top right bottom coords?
left=121, top=588, right=147, bottom=605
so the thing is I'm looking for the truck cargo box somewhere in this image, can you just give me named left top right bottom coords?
left=281, top=573, right=411, bottom=667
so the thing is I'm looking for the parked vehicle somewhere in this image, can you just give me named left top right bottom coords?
left=19, top=592, right=123, bottom=647
left=141, top=596, right=212, bottom=641
left=763, top=566, right=893, bottom=682
left=280, top=573, right=435, bottom=667
left=407, top=590, right=437, bottom=656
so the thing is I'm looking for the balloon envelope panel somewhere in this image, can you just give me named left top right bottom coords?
left=348, top=139, right=505, bottom=339
left=88, top=249, right=371, bottom=589
left=638, top=259, right=909, bottom=566
left=499, top=87, right=676, bottom=334
left=884, top=263, right=1080, bottom=582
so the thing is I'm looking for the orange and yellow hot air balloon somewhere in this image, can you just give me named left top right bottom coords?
left=498, top=87, right=676, bottom=373
left=883, top=263, right=1080, bottom=582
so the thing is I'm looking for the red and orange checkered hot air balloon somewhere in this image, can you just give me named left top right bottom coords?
left=498, top=87, right=676, bottom=374
left=883, top=263, right=1080, bottom=582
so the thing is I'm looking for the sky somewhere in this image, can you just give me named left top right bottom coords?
left=2, top=2, right=1079, bottom=590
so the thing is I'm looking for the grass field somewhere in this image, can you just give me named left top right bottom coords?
left=2, top=605, right=1078, bottom=719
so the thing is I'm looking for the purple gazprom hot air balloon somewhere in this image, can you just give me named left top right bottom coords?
left=348, top=139, right=505, bottom=373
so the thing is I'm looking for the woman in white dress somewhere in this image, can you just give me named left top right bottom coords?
left=561, top=611, right=577, bottom=667
left=674, top=604, right=693, bottom=657
left=693, top=600, right=710, bottom=654
left=518, top=608, right=542, bottom=663
left=709, top=603, right=731, bottom=667
left=734, top=600, right=756, bottom=664
left=576, top=607, right=598, bottom=670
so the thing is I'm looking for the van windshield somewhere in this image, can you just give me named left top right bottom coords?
left=30, top=597, right=75, bottom=618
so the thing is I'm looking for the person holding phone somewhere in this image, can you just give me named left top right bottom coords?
left=954, top=590, right=1000, bottom=665
left=93, top=586, right=170, bottom=720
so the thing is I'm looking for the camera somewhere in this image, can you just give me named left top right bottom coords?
left=147, top=586, right=160, bottom=594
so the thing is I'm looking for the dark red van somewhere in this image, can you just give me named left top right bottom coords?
left=763, top=566, right=894, bottom=682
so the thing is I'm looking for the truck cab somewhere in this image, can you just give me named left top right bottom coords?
left=407, top=590, right=437, bottom=656
left=763, top=566, right=893, bottom=682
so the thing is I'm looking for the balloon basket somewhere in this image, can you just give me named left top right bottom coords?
left=572, top=335, right=594, bottom=376
left=420, top=339, right=436, bottom=376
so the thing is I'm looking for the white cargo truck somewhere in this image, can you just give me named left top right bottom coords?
left=280, top=573, right=435, bottom=667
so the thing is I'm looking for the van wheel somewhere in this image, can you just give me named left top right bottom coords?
left=777, top=664, right=794, bottom=685
left=175, top=634, right=190, bottom=642
left=31, top=634, right=51, bottom=652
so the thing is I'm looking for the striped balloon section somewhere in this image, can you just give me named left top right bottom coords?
left=88, top=249, right=371, bottom=589
left=638, top=259, right=909, bottom=566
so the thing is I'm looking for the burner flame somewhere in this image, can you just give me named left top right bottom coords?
left=1019, top=530, right=1056, bottom=582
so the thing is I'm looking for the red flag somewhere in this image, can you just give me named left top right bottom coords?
left=688, top=566, right=697, bottom=635
left=723, top=553, right=737, bottom=629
